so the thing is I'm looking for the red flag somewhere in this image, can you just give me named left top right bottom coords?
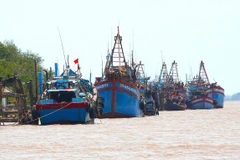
left=74, top=58, right=78, bottom=64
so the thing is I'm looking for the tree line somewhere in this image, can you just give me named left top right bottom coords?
left=0, top=40, right=45, bottom=106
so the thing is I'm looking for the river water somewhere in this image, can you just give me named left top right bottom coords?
left=0, top=101, right=239, bottom=160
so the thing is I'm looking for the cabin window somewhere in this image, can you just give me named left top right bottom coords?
left=49, top=91, right=76, bottom=103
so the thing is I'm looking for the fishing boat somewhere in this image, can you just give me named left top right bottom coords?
left=156, top=61, right=168, bottom=111
left=206, top=83, right=225, bottom=108
left=95, top=26, right=143, bottom=118
left=160, top=61, right=187, bottom=111
left=134, top=61, right=159, bottom=116
left=158, top=61, right=169, bottom=89
left=186, top=61, right=215, bottom=109
left=33, top=59, right=104, bottom=125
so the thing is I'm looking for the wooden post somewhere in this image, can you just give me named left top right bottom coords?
left=34, top=60, right=38, bottom=104
left=0, top=84, right=3, bottom=117
left=28, top=80, right=34, bottom=108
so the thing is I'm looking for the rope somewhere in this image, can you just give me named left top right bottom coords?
left=23, top=102, right=72, bottom=125
left=5, top=78, right=99, bottom=126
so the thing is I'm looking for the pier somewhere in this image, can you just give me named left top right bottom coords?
left=0, top=78, right=27, bottom=125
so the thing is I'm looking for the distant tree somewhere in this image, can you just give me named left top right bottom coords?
left=0, top=40, right=45, bottom=106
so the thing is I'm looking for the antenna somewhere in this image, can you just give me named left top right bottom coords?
left=57, top=26, right=68, bottom=68
left=189, top=62, right=193, bottom=80
left=111, top=26, right=112, bottom=49
left=89, top=69, right=92, bottom=83
left=161, top=50, right=163, bottom=63
left=107, top=36, right=110, bottom=54
left=132, top=28, right=134, bottom=52
left=101, top=53, right=103, bottom=78
left=131, top=50, right=134, bottom=67
left=129, top=36, right=131, bottom=66
left=185, top=73, right=188, bottom=84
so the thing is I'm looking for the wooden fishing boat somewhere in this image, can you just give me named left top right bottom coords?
left=159, top=61, right=187, bottom=111
left=134, top=61, right=159, bottom=116
left=33, top=59, right=104, bottom=125
left=206, top=82, right=225, bottom=108
left=95, top=26, right=144, bottom=118
left=187, top=61, right=215, bottom=109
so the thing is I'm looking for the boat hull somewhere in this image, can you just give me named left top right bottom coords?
left=206, top=86, right=225, bottom=108
left=95, top=79, right=143, bottom=118
left=36, top=102, right=93, bottom=125
left=164, top=99, right=186, bottom=111
left=187, top=97, right=214, bottom=109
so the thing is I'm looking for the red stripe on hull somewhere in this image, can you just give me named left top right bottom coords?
left=207, top=91, right=225, bottom=96
left=98, top=86, right=139, bottom=99
left=115, top=87, right=139, bottom=99
left=206, top=86, right=225, bottom=97
left=112, top=79, right=116, bottom=113
left=191, top=101, right=213, bottom=106
left=36, top=102, right=88, bottom=110
left=191, top=97, right=214, bottom=102
left=191, top=96, right=213, bottom=106
left=209, top=86, right=224, bottom=90
left=191, top=99, right=213, bottom=106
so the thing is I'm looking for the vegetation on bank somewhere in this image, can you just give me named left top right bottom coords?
left=1, top=40, right=239, bottom=105
left=0, top=40, right=45, bottom=105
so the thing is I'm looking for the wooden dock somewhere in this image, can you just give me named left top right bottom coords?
left=0, top=110, right=19, bottom=125
left=0, top=117, right=18, bottom=125
left=0, top=118, right=18, bottom=122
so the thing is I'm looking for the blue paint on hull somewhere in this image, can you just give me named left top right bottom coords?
left=208, top=93, right=224, bottom=108
left=188, top=102, right=213, bottom=109
left=98, top=90, right=113, bottom=114
left=40, top=108, right=91, bottom=125
left=96, top=81, right=142, bottom=118
left=187, top=98, right=214, bottom=109
left=115, top=90, right=142, bottom=117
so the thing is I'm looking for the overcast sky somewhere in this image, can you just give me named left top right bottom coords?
left=1, top=0, right=239, bottom=95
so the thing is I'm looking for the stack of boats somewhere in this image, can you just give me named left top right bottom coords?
left=156, top=60, right=225, bottom=110
left=25, top=26, right=224, bottom=125
left=186, top=61, right=224, bottom=109
left=157, top=61, right=187, bottom=111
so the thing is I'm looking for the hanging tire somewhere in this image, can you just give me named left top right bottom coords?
left=97, top=103, right=104, bottom=115
left=89, top=106, right=96, bottom=119
left=96, top=96, right=104, bottom=106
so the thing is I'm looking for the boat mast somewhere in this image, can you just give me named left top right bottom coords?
left=136, top=61, right=145, bottom=80
left=57, top=27, right=68, bottom=69
left=131, top=50, right=134, bottom=68
left=159, top=62, right=168, bottom=84
left=197, top=60, right=210, bottom=85
left=107, top=26, right=126, bottom=71
left=168, top=60, right=179, bottom=84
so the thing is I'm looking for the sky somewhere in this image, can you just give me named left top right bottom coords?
left=0, top=0, right=239, bottom=95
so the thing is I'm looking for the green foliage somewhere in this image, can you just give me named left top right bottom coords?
left=0, top=40, right=45, bottom=105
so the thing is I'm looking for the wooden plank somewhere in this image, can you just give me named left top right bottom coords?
left=0, top=118, right=18, bottom=122
left=3, top=110, right=18, bottom=114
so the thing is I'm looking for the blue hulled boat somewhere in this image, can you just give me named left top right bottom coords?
left=158, top=61, right=187, bottom=111
left=186, top=61, right=215, bottom=109
left=186, top=90, right=214, bottom=109
left=135, top=61, right=159, bottom=116
left=95, top=26, right=144, bottom=118
left=34, top=61, right=104, bottom=125
left=206, top=83, right=225, bottom=108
